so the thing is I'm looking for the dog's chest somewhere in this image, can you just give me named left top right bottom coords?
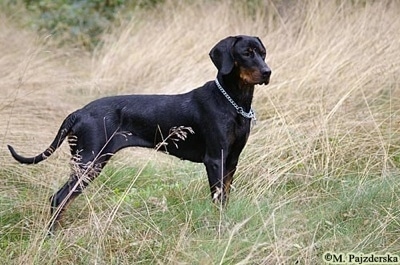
left=229, top=117, right=251, bottom=145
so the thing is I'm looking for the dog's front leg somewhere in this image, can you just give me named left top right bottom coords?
left=204, top=153, right=229, bottom=205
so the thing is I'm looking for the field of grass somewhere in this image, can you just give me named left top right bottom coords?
left=1, top=0, right=400, bottom=264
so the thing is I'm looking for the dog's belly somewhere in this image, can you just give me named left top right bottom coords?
left=160, top=143, right=205, bottom=163
left=156, top=135, right=205, bottom=163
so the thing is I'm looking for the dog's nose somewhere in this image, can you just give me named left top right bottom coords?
left=261, top=67, right=271, bottom=79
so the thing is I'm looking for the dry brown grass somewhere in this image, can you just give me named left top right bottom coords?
left=1, top=0, right=400, bottom=264
left=239, top=0, right=400, bottom=198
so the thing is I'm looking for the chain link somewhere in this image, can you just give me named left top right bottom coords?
left=214, top=79, right=256, bottom=120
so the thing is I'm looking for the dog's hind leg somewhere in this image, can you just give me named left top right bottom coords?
left=48, top=156, right=107, bottom=233
left=47, top=134, right=114, bottom=233
left=47, top=125, right=142, bottom=233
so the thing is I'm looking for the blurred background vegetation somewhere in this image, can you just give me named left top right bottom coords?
left=1, top=0, right=267, bottom=49
left=2, top=0, right=165, bottom=48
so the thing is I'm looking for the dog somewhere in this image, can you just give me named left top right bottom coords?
left=7, top=35, right=271, bottom=232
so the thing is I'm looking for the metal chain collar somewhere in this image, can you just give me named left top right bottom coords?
left=214, top=79, right=256, bottom=121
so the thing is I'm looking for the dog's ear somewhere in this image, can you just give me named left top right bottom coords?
left=255, top=37, right=266, bottom=51
left=209, top=36, right=239, bottom=75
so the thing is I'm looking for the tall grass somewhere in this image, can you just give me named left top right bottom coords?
left=1, top=0, right=400, bottom=264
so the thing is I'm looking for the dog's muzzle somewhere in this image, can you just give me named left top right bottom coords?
left=260, top=67, right=271, bottom=85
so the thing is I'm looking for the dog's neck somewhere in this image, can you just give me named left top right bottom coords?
left=217, top=73, right=254, bottom=113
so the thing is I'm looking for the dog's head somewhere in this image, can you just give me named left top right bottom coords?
left=209, top=35, right=271, bottom=85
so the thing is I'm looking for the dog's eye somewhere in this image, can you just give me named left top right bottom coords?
left=243, top=49, right=255, bottom=58
left=243, top=51, right=251, bottom=57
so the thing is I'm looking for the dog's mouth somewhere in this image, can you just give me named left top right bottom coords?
left=257, top=75, right=270, bottom=85
left=254, top=75, right=270, bottom=86
left=261, top=76, right=270, bottom=85
left=243, top=77, right=270, bottom=86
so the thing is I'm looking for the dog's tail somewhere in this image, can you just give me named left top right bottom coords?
left=7, top=113, right=77, bottom=164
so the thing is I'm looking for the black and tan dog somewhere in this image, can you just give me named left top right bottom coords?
left=8, top=35, right=271, bottom=232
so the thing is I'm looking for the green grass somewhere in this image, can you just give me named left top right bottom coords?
left=1, top=161, right=399, bottom=264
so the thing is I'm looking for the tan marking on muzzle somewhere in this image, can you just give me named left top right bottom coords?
left=239, top=67, right=262, bottom=84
